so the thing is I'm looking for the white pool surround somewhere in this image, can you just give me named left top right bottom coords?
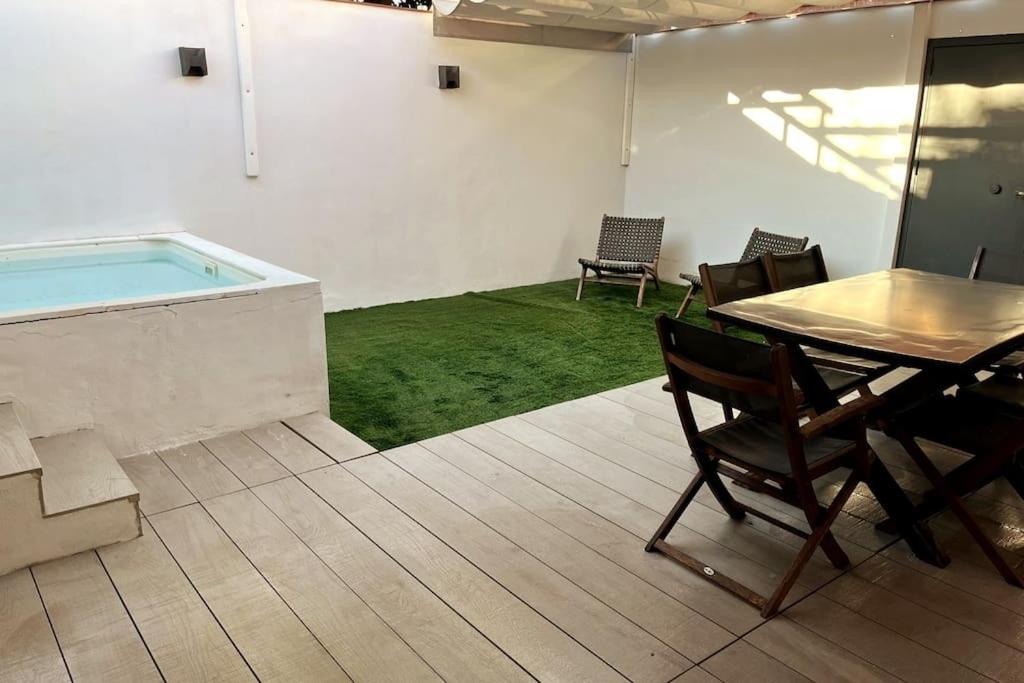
left=0, top=233, right=329, bottom=457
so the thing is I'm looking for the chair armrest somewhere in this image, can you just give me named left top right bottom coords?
left=800, top=395, right=884, bottom=441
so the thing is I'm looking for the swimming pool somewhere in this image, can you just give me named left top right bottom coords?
left=0, top=239, right=261, bottom=315
left=0, top=232, right=329, bottom=458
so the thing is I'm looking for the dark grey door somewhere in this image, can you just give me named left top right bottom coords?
left=898, top=35, right=1024, bottom=283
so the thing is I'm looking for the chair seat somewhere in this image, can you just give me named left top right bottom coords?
left=959, top=374, right=1024, bottom=416
left=679, top=272, right=702, bottom=288
left=810, top=366, right=866, bottom=397
left=901, top=393, right=1024, bottom=455
left=700, top=416, right=853, bottom=475
left=578, top=258, right=648, bottom=274
left=995, top=349, right=1024, bottom=373
left=803, top=346, right=892, bottom=374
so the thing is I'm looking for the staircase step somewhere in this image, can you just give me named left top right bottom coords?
left=0, top=404, right=40, bottom=479
left=33, top=431, right=138, bottom=516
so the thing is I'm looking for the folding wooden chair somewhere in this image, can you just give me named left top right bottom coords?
left=576, top=215, right=665, bottom=307
left=676, top=228, right=807, bottom=317
left=650, top=315, right=880, bottom=617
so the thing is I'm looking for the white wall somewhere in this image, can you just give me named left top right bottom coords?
left=0, top=0, right=627, bottom=311
left=626, top=0, right=1024, bottom=282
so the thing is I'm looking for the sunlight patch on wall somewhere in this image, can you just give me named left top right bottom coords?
left=729, top=85, right=918, bottom=201
left=742, top=107, right=785, bottom=141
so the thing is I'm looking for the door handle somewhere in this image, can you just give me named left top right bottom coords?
left=1017, top=191, right=1024, bottom=200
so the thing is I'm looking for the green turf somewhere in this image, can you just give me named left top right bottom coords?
left=324, top=279, right=754, bottom=450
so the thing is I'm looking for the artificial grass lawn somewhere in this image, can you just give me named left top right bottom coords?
left=324, top=279, right=750, bottom=450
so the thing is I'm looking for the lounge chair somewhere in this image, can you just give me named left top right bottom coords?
left=576, top=215, right=665, bottom=307
left=676, top=227, right=807, bottom=317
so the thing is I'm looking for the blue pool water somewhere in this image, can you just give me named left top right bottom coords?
left=0, top=241, right=258, bottom=314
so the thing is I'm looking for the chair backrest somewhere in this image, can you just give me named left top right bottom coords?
left=699, top=258, right=772, bottom=333
left=739, top=228, right=809, bottom=262
left=595, top=215, right=665, bottom=264
left=969, top=245, right=1024, bottom=286
left=764, top=245, right=829, bottom=292
left=655, top=315, right=800, bottom=444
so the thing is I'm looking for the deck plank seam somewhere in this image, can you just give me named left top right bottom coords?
left=27, top=566, right=74, bottom=683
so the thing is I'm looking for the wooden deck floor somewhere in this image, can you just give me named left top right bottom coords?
left=4, top=374, right=1024, bottom=682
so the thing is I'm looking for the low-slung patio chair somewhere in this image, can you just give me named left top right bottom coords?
left=764, top=246, right=894, bottom=380
left=969, top=245, right=1024, bottom=376
left=676, top=228, right=807, bottom=317
left=650, top=315, right=880, bottom=617
left=576, top=215, right=665, bottom=307
left=883, top=391, right=1024, bottom=587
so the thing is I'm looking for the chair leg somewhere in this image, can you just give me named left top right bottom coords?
left=575, top=265, right=587, bottom=301
left=636, top=274, right=648, bottom=307
left=652, top=273, right=661, bottom=291
left=721, top=404, right=735, bottom=422
left=897, top=431, right=1024, bottom=587
left=676, top=285, right=696, bottom=318
left=647, top=472, right=704, bottom=551
left=693, top=451, right=746, bottom=520
left=761, top=471, right=861, bottom=617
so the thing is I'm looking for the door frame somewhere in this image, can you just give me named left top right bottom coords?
left=895, top=32, right=1024, bottom=267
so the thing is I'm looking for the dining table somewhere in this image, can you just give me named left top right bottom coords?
left=707, top=267, right=1024, bottom=568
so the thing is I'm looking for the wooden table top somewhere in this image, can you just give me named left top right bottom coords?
left=708, top=268, right=1024, bottom=369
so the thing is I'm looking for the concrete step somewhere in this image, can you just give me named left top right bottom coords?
left=34, top=431, right=138, bottom=516
left=0, top=428, right=140, bottom=577
left=0, top=403, right=40, bottom=479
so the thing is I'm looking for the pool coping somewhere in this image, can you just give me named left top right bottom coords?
left=0, top=232, right=318, bottom=326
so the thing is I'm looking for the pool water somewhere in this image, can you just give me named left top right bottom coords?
left=0, top=241, right=259, bottom=314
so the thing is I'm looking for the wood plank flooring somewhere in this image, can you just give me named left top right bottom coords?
left=4, top=384, right=1024, bottom=682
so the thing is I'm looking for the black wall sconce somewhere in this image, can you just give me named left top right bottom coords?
left=179, top=47, right=208, bottom=77
left=438, top=65, right=460, bottom=90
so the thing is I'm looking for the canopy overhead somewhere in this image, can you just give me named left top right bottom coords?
left=434, top=0, right=931, bottom=36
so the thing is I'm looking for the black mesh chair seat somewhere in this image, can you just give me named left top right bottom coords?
left=701, top=416, right=854, bottom=476
left=959, top=374, right=1024, bottom=416
left=803, top=347, right=892, bottom=373
left=816, top=367, right=867, bottom=396
left=899, top=394, right=1024, bottom=469
left=578, top=258, right=648, bottom=274
left=996, top=349, right=1024, bottom=375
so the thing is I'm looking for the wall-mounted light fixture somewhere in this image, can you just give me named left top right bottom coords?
left=438, top=65, right=460, bottom=90
left=179, top=47, right=208, bottom=77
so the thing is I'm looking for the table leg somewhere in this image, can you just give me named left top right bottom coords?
left=865, top=455, right=949, bottom=567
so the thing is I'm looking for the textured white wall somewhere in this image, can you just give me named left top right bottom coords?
left=0, top=0, right=627, bottom=311
left=626, top=6, right=919, bottom=281
left=626, top=0, right=1024, bottom=282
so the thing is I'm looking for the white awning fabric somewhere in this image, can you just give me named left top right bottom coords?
left=433, top=0, right=928, bottom=35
